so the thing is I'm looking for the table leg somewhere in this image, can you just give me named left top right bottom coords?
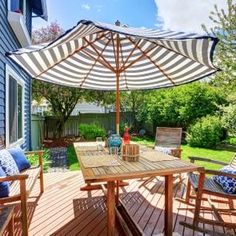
left=107, top=181, right=116, bottom=236
left=165, top=174, right=173, bottom=236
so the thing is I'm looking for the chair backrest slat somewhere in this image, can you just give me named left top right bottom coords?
left=155, top=127, right=182, bottom=148
left=230, top=154, right=236, bottom=169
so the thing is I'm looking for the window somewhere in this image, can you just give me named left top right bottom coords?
left=6, top=65, right=25, bottom=147
left=10, top=0, right=25, bottom=14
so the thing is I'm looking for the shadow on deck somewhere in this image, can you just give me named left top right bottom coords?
left=3, top=171, right=236, bottom=236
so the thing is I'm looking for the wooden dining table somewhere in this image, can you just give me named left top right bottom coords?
left=74, top=142, right=204, bottom=236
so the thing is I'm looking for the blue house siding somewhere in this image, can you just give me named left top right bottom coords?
left=0, top=0, right=32, bottom=149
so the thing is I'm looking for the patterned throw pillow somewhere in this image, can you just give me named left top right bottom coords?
left=8, top=147, right=30, bottom=171
left=0, top=149, right=20, bottom=176
left=213, top=165, right=236, bottom=194
left=0, top=165, right=10, bottom=198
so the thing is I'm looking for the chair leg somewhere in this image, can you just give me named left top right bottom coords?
left=193, top=171, right=205, bottom=227
left=20, top=179, right=28, bottom=236
left=185, top=178, right=191, bottom=204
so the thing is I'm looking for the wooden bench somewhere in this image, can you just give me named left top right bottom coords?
left=0, top=150, right=44, bottom=236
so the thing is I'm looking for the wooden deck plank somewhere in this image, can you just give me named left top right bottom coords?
left=2, top=171, right=235, bottom=236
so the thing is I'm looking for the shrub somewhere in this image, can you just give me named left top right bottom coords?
left=221, top=104, right=236, bottom=136
left=186, top=116, right=224, bottom=148
left=79, top=123, right=106, bottom=140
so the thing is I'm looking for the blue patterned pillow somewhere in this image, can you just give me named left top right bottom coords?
left=0, top=150, right=20, bottom=175
left=8, top=147, right=30, bottom=171
left=213, top=165, right=236, bottom=194
left=0, top=165, right=10, bottom=198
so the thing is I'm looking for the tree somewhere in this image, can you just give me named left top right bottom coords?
left=136, top=82, right=226, bottom=132
left=33, top=82, right=84, bottom=138
left=202, top=0, right=236, bottom=91
left=32, top=22, right=85, bottom=138
left=120, top=91, right=147, bottom=130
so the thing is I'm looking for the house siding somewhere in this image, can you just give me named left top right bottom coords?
left=0, top=0, right=32, bottom=149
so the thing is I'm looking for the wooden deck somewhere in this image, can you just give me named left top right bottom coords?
left=3, top=171, right=236, bottom=236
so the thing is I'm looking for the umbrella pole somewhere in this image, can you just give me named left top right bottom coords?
left=116, top=71, right=120, bottom=135
left=115, top=33, right=121, bottom=135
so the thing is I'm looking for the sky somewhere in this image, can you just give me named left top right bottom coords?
left=33, top=0, right=229, bottom=33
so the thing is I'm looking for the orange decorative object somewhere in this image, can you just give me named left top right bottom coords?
left=123, top=127, right=130, bottom=145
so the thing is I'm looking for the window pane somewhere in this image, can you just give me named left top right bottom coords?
left=18, top=84, right=23, bottom=139
left=10, top=0, right=24, bottom=13
left=9, top=76, right=17, bottom=144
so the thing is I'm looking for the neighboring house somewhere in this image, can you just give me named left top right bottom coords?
left=31, top=99, right=114, bottom=116
left=71, top=102, right=114, bottom=115
left=0, top=0, right=47, bottom=149
left=32, top=99, right=50, bottom=115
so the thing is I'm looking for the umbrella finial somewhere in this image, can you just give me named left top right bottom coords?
left=115, top=20, right=121, bottom=26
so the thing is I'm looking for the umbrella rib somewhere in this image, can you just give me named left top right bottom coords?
left=110, top=32, right=118, bottom=72
left=127, top=37, right=176, bottom=85
left=119, top=38, right=142, bottom=73
left=120, top=44, right=158, bottom=72
left=81, top=47, right=115, bottom=73
left=35, top=32, right=110, bottom=78
left=119, top=40, right=129, bottom=90
left=79, top=37, right=113, bottom=87
left=83, top=37, right=114, bottom=72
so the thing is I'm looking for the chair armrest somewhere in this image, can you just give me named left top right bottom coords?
left=0, top=174, right=28, bottom=182
left=25, top=150, right=44, bottom=156
left=205, top=169, right=236, bottom=179
left=188, top=156, right=228, bottom=166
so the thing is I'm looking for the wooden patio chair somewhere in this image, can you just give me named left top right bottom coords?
left=180, top=155, right=236, bottom=234
left=139, top=127, right=183, bottom=188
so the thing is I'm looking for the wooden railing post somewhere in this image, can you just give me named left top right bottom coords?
left=38, top=151, right=44, bottom=193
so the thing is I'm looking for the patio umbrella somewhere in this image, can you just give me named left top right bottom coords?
left=7, top=19, right=219, bottom=134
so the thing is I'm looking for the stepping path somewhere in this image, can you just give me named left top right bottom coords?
left=48, top=147, right=69, bottom=172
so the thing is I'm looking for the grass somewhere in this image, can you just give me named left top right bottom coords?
left=132, top=136, right=235, bottom=170
left=67, top=145, right=80, bottom=171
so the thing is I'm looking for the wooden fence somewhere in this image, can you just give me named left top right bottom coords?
left=31, top=115, right=45, bottom=149
left=44, top=112, right=134, bottom=139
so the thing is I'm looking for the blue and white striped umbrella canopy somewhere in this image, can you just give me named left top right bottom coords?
left=7, top=20, right=219, bottom=91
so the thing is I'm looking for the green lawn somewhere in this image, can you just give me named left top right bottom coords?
left=67, top=145, right=80, bottom=171
left=132, top=137, right=235, bottom=170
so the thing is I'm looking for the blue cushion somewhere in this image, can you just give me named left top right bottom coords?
left=8, top=148, right=30, bottom=171
left=0, top=150, right=19, bottom=175
left=213, top=165, right=236, bottom=194
left=0, top=165, right=10, bottom=198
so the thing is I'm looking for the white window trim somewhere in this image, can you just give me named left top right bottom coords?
left=5, top=64, right=25, bottom=148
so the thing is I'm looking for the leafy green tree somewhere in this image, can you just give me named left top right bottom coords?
left=33, top=82, right=84, bottom=138
left=32, top=22, right=85, bottom=138
left=202, top=0, right=236, bottom=91
left=136, top=82, right=226, bottom=132
left=221, top=104, right=236, bottom=136
left=120, top=91, right=147, bottom=130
